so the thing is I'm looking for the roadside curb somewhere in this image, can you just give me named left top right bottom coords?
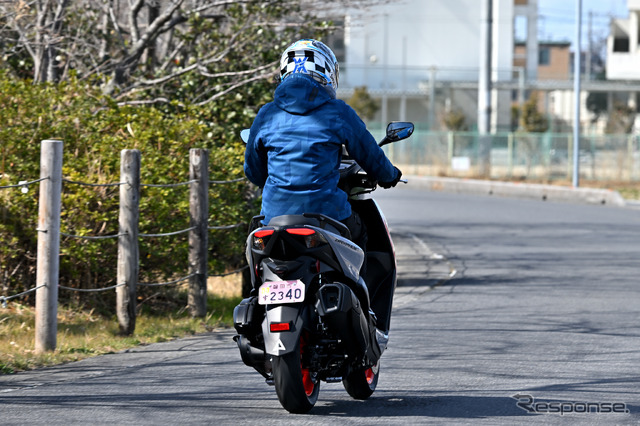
left=406, top=175, right=628, bottom=207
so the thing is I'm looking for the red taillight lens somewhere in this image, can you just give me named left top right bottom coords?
left=285, top=228, right=316, bottom=236
left=253, top=228, right=274, bottom=250
left=285, top=227, right=327, bottom=248
left=270, top=322, right=291, bottom=332
left=255, top=229, right=275, bottom=238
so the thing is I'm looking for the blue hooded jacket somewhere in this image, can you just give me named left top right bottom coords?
left=244, top=74, right=397, bottom=224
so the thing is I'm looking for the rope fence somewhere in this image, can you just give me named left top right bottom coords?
left=62, top=178, right=124, bottom=187
left=0, top=284, right=46, bottom=308
left=140, top=179, right=197, bottom=188
left=0, top=176, right=49, bottom=190
left=139, top=227, right=196, bottom=238
left=58, top=283, right=126, bottom=292
left=60, top=232, right=127, bottom=240
left=1, top=143, right=251, bottom=349
left=210, top=177, right=246, bottom=184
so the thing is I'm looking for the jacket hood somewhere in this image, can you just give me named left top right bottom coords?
left=273, top=74, right=336, bottom=115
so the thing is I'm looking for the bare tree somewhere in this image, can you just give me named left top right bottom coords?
left=0, top=0, right=387, bottom=104
left=1, top=0, right=70, bottom=82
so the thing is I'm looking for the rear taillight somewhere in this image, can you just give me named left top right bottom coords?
left=270, top=322, right=291, bottom=332
left=252, top=228, right=274, bottom=251
left=285, top=227, right=327, bottom=249
left=285, top=228, right=315, bottom=236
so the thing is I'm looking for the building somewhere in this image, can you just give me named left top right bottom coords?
left=515, top=41, right=571, bottom=80
left=607, top=0, right=640, bottom=81
left=334, top=0, right=536, bottom=132
left=514, top=41, right=574, bottom=131
left=606, top=0, right=640, bottom=116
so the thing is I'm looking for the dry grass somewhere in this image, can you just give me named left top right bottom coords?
left=0, top=273, right=244, bottom=375
left=207, top=273, right=242, bottom=298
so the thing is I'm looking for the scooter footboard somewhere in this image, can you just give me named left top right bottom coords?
left=263, top=304, right=305, bottom=356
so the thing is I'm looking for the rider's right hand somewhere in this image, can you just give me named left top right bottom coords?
left=379, top=167, right=402, bottom=189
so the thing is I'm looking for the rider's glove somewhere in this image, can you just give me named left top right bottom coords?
left=378, top=167, right=402, bottom=189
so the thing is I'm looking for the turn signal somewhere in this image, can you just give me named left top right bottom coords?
left=285, top=228, right=327, bottom=248
left=252, top=228, right=274, bottom=250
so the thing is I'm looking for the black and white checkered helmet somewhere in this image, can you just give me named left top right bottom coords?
left=280, top=39, right=339, bottom=89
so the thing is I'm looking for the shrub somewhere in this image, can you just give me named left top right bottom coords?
left=0, top=73, right=261, bottom=312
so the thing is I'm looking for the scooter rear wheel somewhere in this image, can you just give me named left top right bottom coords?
left=343, top=360, right=380, bottom=400
left=272, top=332, right=319, bottom=413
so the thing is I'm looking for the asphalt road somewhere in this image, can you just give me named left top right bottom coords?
left=1, top=187, right=639, bottom=425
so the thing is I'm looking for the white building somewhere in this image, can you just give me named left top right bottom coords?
left=606, top=0, right=640, bottom=119
left=607, top=0, right=640, bottom=81
left=335, top=0, right=539, bottom=132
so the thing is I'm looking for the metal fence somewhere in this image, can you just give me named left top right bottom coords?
left=381, top=130, right=640, bottom=182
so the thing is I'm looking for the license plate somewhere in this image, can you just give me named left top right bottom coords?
left=258, top=280, right=305, bottom=305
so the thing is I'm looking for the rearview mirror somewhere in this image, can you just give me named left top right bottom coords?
left=386, top=122, right=414, bottom=141
left=379, top=122, right=414, bottom=147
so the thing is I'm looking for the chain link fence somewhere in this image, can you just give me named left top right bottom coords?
left=382, top=130, right=640, bottom=182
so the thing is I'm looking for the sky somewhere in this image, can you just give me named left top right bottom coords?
left=515, top=0, right=629, bottom=49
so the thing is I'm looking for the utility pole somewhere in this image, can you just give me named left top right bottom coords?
left=586, top=10, right=592, bottom=81
left=478, top=0, right=493, bottom=176
left=573, top=0, right=582, bottom=188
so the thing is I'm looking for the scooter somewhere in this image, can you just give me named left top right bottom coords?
left=233, top=122, right=414, bottom=413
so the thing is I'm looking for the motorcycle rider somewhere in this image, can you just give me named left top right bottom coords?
left=244, top=39, right=402, bottom=263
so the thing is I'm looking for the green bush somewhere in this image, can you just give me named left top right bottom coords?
left=519, top=93, right=549, bottom=133
left=0, top=73, right=263, bottom=312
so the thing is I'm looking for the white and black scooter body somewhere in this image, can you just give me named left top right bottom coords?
left=251, top=219, right=366, bottom=358
left=233, top=122, right=414, bottom=413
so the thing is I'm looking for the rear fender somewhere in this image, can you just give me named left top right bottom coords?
left=262, top=304, right=305, bottom=356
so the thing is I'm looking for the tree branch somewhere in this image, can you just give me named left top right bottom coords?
left=118, top=15, right=251, bottom=92
left=197, top=60, right=278, bottom=79
left=194, top=72, right=273, bottom=107
left=127, top=0, right=144, bottom=45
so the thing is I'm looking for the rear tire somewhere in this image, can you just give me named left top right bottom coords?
left=272, top=333, right=319, bottom=413
left=343, top=360, right=380, bottom=400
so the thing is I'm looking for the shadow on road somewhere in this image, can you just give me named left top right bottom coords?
left=311, top=393, right=529, bottom=418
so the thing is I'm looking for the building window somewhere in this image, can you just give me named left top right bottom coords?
left=613, top=38, right=630, bottom=52
left=539, top=48, right=550, bottom=65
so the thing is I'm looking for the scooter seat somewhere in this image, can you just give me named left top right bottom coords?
left=268, top=213, right=351, bottom=240
left=268, top=215, right=320, bottom=227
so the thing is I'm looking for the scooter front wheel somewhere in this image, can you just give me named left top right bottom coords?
left=343, top=359, right=380, bottom=400
left=272, top=332, right=319, bottom=413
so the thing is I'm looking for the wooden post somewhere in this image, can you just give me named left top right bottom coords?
left=35, top=140, right=63, bottom=353
left=117, top=150, right=140, bottom=335
left=188, top=149, right=209, bottom=317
